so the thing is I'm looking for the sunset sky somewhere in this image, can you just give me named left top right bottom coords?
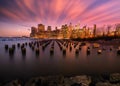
left=0, top=0, right=120, bottom=37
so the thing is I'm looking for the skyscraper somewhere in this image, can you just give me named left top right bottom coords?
left=30, top=27, right=37, bottom=37
left=38, top=24, right=45, bottom=32
left=93, top=24, right=96, bottom=37
left=47, top=26, right=52, bottom=31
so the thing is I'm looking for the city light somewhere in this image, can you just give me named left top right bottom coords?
left=30, top=23, right=120, bottom=39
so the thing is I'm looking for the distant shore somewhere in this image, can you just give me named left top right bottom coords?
left=1, top=36, right=120, bottom=47
left=71, top=36, right=120, bottom=47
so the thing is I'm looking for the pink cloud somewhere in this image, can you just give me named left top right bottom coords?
left=0, top=0, right=120, bottom=36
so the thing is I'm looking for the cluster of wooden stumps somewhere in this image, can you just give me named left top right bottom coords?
left=4, top=39, right=120, bottom=57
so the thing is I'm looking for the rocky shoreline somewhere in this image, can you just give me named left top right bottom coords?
left=1, top=73, right=120, bottom=86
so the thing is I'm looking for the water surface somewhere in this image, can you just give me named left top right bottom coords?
left=0, top=38, right=120, bottom=82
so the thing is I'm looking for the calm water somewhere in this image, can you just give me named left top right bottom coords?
left=0, top=38, right=120, bottom=82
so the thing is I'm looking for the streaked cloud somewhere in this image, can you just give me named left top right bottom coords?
left=0, top=0, right=120, bottom=36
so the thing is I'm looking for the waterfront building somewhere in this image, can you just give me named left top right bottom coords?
left=30, top=23, right=119, bottom=39
left=38, top=24, right=45, bottom=32
left=47, top=26, right=52, bottom=31
left=116, top=24, right=120, bottom=36
left=30, top=27, right=37, bottom=37
left=93, top=24, right=97, bottom=37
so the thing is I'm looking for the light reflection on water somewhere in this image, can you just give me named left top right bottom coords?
left=0, top=38, right=120, bottom=81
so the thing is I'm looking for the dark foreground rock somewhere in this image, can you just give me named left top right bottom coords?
left=25, top=75, right=91, bottom=86
left=1, top=73, right=120, bottom=86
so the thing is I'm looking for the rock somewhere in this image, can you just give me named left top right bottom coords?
left=96, top=82, right=113, bottom=86
left=70, top=75, right=91, bottom=86
left=96, top=82, right=120, bottom=86
left=71, top=83, right=82, bottom=86
left=4, top=80, right=22, bottom=86
left=110, top=73, right=120, bottom=83
left=63, top=78, right=73, bottom=86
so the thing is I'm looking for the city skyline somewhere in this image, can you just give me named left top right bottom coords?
left=0, top=0, right=120, bottom=37
left=30, top=23, right=120, bottom=39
